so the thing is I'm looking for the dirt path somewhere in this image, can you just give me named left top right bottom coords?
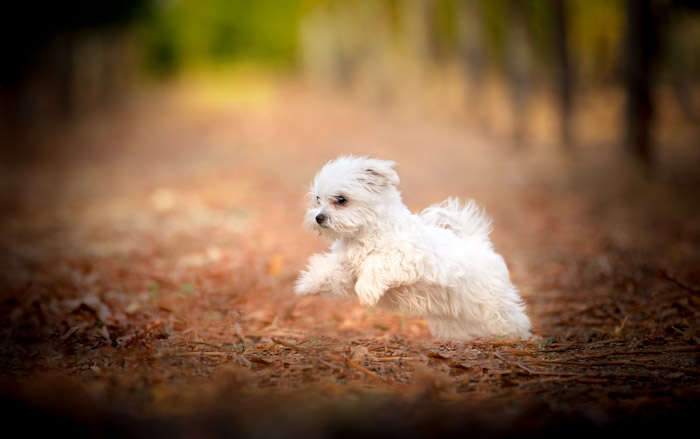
left=1, top=77, right=699, bottom=436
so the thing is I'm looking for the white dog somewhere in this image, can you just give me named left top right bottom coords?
left=294, top=156, right=531, bottom=340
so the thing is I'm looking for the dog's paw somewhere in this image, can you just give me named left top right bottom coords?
left=355, top=277, right=382, bottom=307
left=293, top=271, right=317, bottom=296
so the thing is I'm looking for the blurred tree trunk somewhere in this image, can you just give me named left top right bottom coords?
left=623, top=0, right=656, bottom=171
left=664, top=5, right=699, bottom=126
left=456, top=0, right=485, bottom=123
left=551, top=0, right=573, bottom=150
left=402, top=0, right=440, bottom=66
left=506, top=0, right=532, bottom=148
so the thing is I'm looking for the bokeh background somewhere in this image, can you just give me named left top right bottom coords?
left=1, top=1, right=700, bottom=438
left=2, top=0, right=698, bottom=158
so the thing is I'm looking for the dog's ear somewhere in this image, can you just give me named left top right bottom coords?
left=362, top=159, right=399, bottom=187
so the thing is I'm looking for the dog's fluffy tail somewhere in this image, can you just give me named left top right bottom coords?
left=419, top=197, right=493, bottom=239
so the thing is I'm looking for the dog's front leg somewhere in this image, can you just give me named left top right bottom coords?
left=295, top=252, right=352, bottom=298
left=355, top=251, right=422, bottom=307
left=355, top=255, right=393, bottom=307
left=294, top=253, right=336, bottom=295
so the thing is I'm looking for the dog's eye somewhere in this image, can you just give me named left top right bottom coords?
left=336, top=196, right=347, bottom=205
left=315, top=196, right=321, bottom=205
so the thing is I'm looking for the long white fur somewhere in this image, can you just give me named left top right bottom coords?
left=294, top=156, right=532, bottom=340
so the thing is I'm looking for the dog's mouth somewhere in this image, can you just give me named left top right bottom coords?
left=313, top=220, right=328, bottom=235
left=315, top=223, right=331, bottom=238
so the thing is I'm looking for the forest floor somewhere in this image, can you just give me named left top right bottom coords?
left=1, top=75, right=700, bottom=438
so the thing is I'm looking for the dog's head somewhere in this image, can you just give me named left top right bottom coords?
left=305, top=156, right=401, bottom=239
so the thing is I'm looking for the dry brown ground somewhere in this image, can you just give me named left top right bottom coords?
left=1, top=76, right=699, bottom=437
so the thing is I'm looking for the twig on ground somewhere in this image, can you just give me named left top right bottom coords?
left=566, top=346, right=700, bottom=361
left=59, top=326, right=80, bottom=342
left=325, top=354, right=385, bottom=381
left=317, top=359, right=345, bottom=372
left=493, top=352, right=579, bottom=377
left=124, top=320, right=162, bottom=348
left=189, top=341, right=224, bottom=350
left=344, top=359, right=385, bottom=381
left=524, top=359, right=700, bottom=375
left=174, top=351, right=228, bottom=358
left=658, top=269, right=700, bottom=295
left=272, top=338, right=306, bottom=353
left=374, top=356, right=418, bottom=362
left=512, top=361, right=581, bottom=377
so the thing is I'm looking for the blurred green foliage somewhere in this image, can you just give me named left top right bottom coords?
left=138, top=0, right=311, bottom=75
left=472, top=0, right=626, bottom=80
left=480, top=0, right=509, bottom=64
left=131, top=0, right=698, bottom=84
left=569, top=0, right=625, bottom=81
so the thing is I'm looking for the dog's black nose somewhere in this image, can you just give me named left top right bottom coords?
left=315, top=213, right=326, bottom=224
